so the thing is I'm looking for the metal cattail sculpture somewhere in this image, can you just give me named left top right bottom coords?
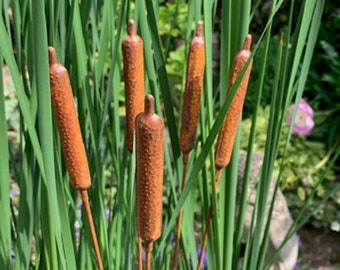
left=136, top=94, right=164, bottom=270
left=173, top=21, right=205, bottom=270
left=179, top=21, right=206, bottom=161
left=122, top=19, right=145, bottom=152
left=48, top=46, right=103, bottom=270
left=197, top=35, right=253, bottom=270
left=215, top=34, right=253, bottom=182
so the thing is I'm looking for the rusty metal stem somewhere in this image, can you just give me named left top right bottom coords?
left=138, top=236, right=142, bottom=270
left=172, top=153, right=189, bottom=270
left=80, top=190, right=103, bottom=270
left=197, top=203, right=213, bottom=270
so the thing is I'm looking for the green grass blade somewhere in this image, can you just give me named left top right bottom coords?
left=31, top=0, right=64, bottom=267
left=14, top=145, right=35, bottom=270
left=202, top=2, right=220, bottom=268
left=222, top=130, right=241, bottom=270
left=247, top=31, right=285, bottom=270
left=0, top=14, right=46, bottom=180
left=0, top=58, right=11, bottom=269
left=233, top=12, right=274, bottom=270
left=142, top=0, right=180, bottom=160
left=285, top=0, right=317, bottom=97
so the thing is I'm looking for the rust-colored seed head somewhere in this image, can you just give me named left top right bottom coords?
left=122, top=19, right=145, bottom=152
left=48, top=46, right=91, bottom=190
left=136, top=94, right=164, bottom=244
left=215, top=35, right=253, bottom=180
left=180, top=21, right=205, bottom=156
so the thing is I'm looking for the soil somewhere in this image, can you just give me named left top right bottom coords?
left=298, top=225, right=340, bottom=269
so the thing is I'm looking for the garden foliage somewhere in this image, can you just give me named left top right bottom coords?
left=0, top=0, right=339, bottom=269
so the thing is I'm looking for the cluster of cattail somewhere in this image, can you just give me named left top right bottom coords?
left=197, top=35, right=253, bottom=270
left=48, top=46, right=103, bottom=270
left=122, top=20, right=164, bottom=270
left=48, top=15, right=253, bottom=269
left=121, top=19, right=252, bottom=270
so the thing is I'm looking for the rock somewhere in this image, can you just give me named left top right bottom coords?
left=237, top=151, right=298, bottom=270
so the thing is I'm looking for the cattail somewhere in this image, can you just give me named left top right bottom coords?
left=215, top=34, right=253, bottom=182
left=122, top=19, right=145, bottom=152
left=48, top=46, right=103, bottom=270
left=180, top=21, right=205, bottom=163
left=48, top=46, right=91, bottom=190
left=173, top=21, right=205, bottom=270
left=136, top=94, right=164, bottom=270
left=197, top=35, right=253, bottom=270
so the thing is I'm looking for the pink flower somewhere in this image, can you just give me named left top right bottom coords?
left=286, top=99, right=314, bottom=136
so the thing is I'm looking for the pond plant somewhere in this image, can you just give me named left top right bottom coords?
left=0, top=0, right=339, bottom=269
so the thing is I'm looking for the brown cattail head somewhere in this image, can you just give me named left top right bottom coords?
left=136, top=94, right=164, bottom=244
left=215, top=35, right=253, bottom=181
left=48, top=46, right=91, bottom=190
left=122, top=19, right=145, bottom=152
left=180, top=21, right=205, bottom=159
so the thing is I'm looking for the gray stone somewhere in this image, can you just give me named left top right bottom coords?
left=237, top=151, right=298, bottom=270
